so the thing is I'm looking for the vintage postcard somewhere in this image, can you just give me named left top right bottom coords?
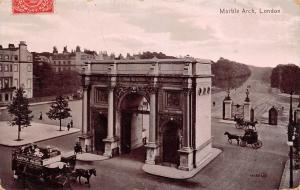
left=0, top=0, right=300, bottom=189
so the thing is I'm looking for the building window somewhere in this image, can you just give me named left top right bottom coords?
left=27, top=79, right=32, bottom=88
left=5, top=93, right=9, bottom=101
left=10, top=65, right=12, bottom=72
left=68, top=61, right=71, bottom=65
left=0, top=94, right=2, bottom=102
left=14, top=64, right=18, bottom=72
left=27, top=56, right=32, bottom=61
left=0, top=65, right=2, bottom=72
left=4, top=78, right=9, bottom=88
left=53, top=61, right=56, bottom=65
left=27, top=65, right=32, bottom=72
left=4, top=65, right=8, bottom=72
left=14, top=55, right=18, bottom=61
left=4, top=55, right=9, bottom=60
left=14, top=79, right=18, bottom=88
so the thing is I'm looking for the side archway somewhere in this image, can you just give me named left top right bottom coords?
left=161, top=121, right=181, bottom=166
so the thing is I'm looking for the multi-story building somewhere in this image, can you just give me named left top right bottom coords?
left=0, top=41, right=33, bottom=105
left=51, top=46, right=104, bottom=72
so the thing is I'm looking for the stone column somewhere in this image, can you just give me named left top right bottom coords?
left=103, top=86, right=118, bottom=157
left=107, top=87, right=114, bottom=139
left=178, top=87, right=193, bottom=171
left=82, top=86, right=88, bottom=134
left=145, top=86, right=158, bottom=165
left=78, top=76, right=92, bottom=152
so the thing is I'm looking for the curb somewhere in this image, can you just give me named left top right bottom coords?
left=0, top=129, right=80, bottom=147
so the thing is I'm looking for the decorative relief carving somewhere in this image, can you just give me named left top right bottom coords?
left=115, top=85, right=152, bottom=100
left=95, top=88, right=108, bottom=104
left=166, top=91, right=181, bottom=108
left=198, top=88, right=202, bottom=96
left=207, top=87, right=211, bottom=94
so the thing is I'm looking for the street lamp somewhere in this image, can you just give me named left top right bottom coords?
left=287, top=91, right=295, bottom=188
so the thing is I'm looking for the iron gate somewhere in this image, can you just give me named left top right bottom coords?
left=231, top=103, right=244, bottom=118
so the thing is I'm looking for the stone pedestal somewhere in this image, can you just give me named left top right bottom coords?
left=145, top=143, right=158, bottom=165
left=78, top=134, right=92, bottom=152
left=178, top=147, right=194, bottom=171
left=243, top=101, right=251, bottom=121
left=223, top=100, right=232, bottom=120
left=103, top=137, right=119, bottom=157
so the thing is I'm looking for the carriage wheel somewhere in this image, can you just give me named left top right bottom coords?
left=235, top=123, right=242, bottom=129
left=240, top=140, right=246, bottom=147
left=228, top=139, right=232, bottom=144
left=253, top=140, right=262, bottom=149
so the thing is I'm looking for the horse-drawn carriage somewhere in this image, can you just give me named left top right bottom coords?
left=234, top=115, right=258, bottom=130
left=12, top=144, right=76, bottom=189
left=239, top=129, right=262, bottom=149
left=12, top=144, right=96, bottom=189
left=224, top=129, right=262, bottom=149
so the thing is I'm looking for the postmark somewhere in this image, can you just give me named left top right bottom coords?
left=12, top=0, right=54, bottom=14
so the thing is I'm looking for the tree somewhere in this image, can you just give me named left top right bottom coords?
left=47, top=96, right=72, bottom=131
left=53, top=46, right=58, bottom=53
left=7, top=88, right=33, bottom=141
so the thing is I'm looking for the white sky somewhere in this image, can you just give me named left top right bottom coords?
left=0, top=0, right=299, bottom=67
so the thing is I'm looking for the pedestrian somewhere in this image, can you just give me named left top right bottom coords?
left=67, top=123, right=70, bottom=131
left=39, top=112, right=43, bottom=120
left=70, top=119, right=73, bottom=128
left=213, top=101, right=215, bottom=107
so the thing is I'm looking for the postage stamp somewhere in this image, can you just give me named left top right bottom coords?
left=12, top=0, right=54, bottom=14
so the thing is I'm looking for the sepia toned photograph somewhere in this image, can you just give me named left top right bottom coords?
left=0, top=0, right=300, bottom=189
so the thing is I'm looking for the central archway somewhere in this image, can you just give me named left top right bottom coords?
left=119, top=93, right=150, bottom=155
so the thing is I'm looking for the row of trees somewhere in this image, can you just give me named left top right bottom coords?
left=8, top=88, right=71, bottom=141
left=270, top=64, right=300, bottom=94
left=33, top=62, right=81, bottom=97
left=212, top=57, right=251, bottom=90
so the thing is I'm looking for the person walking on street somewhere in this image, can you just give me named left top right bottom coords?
left=39, top=112, right=43, bottom=120
left=70, top=119, right=73, bottom=128
left=67, top=123, right=70, bottom=131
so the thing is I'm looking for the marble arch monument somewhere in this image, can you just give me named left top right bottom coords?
left=79, top=57, right=221, bottom=173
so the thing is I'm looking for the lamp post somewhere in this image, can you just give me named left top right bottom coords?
left=295, top=96, right=300, bottom=155
left=287, top=91, right=295, bottom=188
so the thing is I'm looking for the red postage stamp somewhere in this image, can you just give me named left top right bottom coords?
left=12, top=0, right=54, bottom=14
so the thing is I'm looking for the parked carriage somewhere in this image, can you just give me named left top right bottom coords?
left=12, top=144, right=76, bottom=190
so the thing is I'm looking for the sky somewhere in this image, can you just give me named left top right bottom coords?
left=0, top=0, right=299, bottom=67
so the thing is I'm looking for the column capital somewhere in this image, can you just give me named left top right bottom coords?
left=183, top=87, right=192, bottom=96
left=146, top=85, right=159, bottom=94
left=107, top=85, right=115, bottom=91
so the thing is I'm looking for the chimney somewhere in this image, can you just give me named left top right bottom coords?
left=8, top=44, right=15, bottom=48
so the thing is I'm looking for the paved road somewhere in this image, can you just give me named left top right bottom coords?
left=0, top=79, right=291, bottom=190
